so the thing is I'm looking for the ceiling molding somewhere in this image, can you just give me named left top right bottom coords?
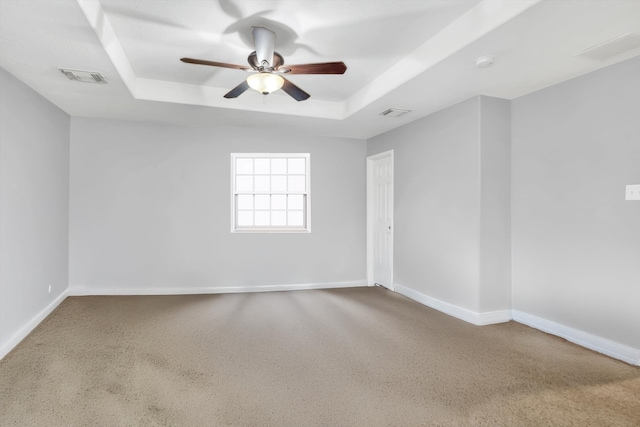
left=76, top=0, right=136, bottom=95
left=135, top=78, right=346, bottom=119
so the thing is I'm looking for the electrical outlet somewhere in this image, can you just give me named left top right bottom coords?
left=626, top=184, right=640, bottom=201
left=48, top=285, right=52, bottom=294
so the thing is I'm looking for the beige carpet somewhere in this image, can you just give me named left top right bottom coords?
left=1, top=287, right=638, bottom=426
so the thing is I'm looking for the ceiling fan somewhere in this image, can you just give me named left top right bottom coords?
left=180, top=26, right=347, bottom=101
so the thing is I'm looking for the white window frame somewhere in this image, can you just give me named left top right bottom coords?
left=231, top=153, right=311, bottom=233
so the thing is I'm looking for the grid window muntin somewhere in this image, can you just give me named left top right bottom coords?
left=231, top=153, right=310, bottom=232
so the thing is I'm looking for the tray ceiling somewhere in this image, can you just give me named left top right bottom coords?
left=1, top=0, right=639, bottom=139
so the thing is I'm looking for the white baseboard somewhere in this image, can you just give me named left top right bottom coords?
left=393, top=284, right=639, bottom=365
left=0, top=289, right=69, bottom=361
left=68, top=280, right=367, bottom=296
left=394, top=283, right=511, bottom=326
left=512, top=310, right=640, bottom=366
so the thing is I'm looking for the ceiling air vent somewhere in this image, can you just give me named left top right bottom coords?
left=379, top=108, right=411, bottom=118
left=60, top=69, right=108, bottom=84
left=577, top=33, right=640, bottom=61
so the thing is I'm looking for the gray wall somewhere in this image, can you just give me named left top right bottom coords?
left=368, top=97, right=483, bottom=311
left=0, top=67, right=70, bottom=351
left=69, top=118, right=367, bottom=291
left=479, top=97, right=511, bottom=312
left=367, top=96, right=511, bottom=314
left=511, top=56, right=640, bottom=349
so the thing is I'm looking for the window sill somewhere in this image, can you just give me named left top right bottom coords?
left=231, top=228, right=311, bottom=234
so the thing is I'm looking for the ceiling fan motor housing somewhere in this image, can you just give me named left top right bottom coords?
left=248, top=51, right=284, bottom=72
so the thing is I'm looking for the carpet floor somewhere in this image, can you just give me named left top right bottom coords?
left=1, top=287, right=639, bottom=426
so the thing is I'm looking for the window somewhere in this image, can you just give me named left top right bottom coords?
left=231, top=153, right=310, bottom=232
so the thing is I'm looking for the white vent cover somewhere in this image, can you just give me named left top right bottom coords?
left=60, top=69, right=108, bottom=84
left=577, top=33, right=640, bottom=61
left=379, top=108, right=411, bottom=118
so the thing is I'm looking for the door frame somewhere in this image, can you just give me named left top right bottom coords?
left=366, top=149, right=394, bottom=289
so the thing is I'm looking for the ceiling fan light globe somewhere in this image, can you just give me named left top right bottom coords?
left=247, top=73, right=284, bottom=94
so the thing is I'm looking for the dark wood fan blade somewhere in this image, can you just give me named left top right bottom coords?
left=281, top=62, right=347, bottom=75
left=181, top=58, right=251, bottom=71
left=281, top=78, right=310, bottom=101
left=224, top=80, right=250, bottom=98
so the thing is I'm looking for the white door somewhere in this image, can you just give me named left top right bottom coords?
left=368, top=151, right=393, bottom=289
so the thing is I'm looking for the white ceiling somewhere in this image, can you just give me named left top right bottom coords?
left=1, top=0, right=639, bottom=139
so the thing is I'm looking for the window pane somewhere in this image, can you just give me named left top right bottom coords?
left=254, top=158, right=270, bottom=174
left=255, top=195, right=270, bottom=210
left=255, top=211, right=270, bottom=226
left=236, top=158, right=253, bottom=174
left=288, top=158, right=306, bottom=174
left=288, top=175, right=305, bottom=192
left=271, top=158, right=286, bottom=174
left=254, top=175, right=270, bottom=192
left=237, top=211, right=253, bottom=226
left=233, top=153, right=309, bottom=232
left=271, top=211, right=286, bottom=226
left=237, top=195, right=253, bottom=210
left=271, top=176, right=286, bottom=192
left=236, top=176, right=253, bottom=192
left=288, top=194, right=303, bottom=210
left=288, top=211, right=304, bottom=226
left=272, top=195, right=286, bottom=210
